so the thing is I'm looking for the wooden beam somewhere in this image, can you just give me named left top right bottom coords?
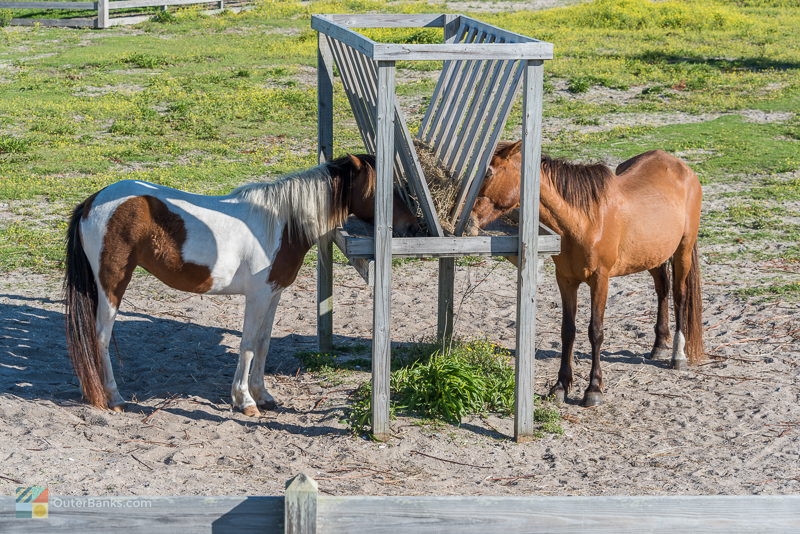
left=514, top=60, right=544, bottom=443
left=9, top=16, right=95, bottom=27
left=336, top=231, right=559, bottom=259
left=317, top=33, right=335, bottom=355
left=315, top=495, right=800, bottom=533
left=284, top=474, right=318, bottom=534
left=372, top=60, right=395, bottom=441
left=371, top=42, right=553, bottom=61
left=460, top=14, right=548, bottom=46
left=320, top=13, right=446, bottom=28
left=312, top=15, right=375, bottom=59
left=437, top=258, right=455, bottom=342
left=0, top=1, right=93, bottom=8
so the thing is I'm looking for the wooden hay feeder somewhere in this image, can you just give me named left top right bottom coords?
left=312, top=13, right=559, bottom=441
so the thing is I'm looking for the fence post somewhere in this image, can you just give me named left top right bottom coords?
left=285, top=474, right=318, bottom=534
left=96, top=0, right=108, bottom=28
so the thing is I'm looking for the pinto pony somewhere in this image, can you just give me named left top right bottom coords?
left=65, top=154, right=419, bottom=416
left=474, top=142, right=703, bottom=406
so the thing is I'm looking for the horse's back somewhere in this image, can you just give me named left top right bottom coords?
left=80, top=180, right=271, bottom=297
left=609, top=150, right=702, bottom=276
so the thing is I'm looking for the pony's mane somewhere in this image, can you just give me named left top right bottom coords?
left=541, top=155, right=612, bottom=214
left=233, top=155, right=373, bottom=244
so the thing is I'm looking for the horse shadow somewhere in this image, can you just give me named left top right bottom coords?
left=0, top=293, right=364, bottom=436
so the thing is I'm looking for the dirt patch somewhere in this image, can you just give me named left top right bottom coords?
left=0, top=248, right=797, bottom=496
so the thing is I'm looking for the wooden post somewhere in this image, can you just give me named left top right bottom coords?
left=372, top=60, right=395, bottom=441
left=437, top=258, right=454, bottom=342
left=317, top=34, right=334, bottom=354
left=514, top=59, right=544, bottom=442
left=96, top=0, right=108, bottom=28
left=284, top=474, right=318, bottom=534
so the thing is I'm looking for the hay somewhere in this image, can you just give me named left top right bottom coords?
left=405, top=139, right=460, bottom=235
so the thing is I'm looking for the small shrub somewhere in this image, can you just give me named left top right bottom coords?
left=0, top=8, right=12, bottom=27
left=0, top=135, right=32, bottom=154
left=151, top=9, right=177, bottom=24
left=567, top=77, right=592, bottom=93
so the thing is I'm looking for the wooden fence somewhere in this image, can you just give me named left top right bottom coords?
left=0, top=0, right=239, bottom=28
left=1, top=474, right=798, bottom=533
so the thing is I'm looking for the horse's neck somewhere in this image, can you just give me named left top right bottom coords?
left=538, top=173, right=595, bottom=239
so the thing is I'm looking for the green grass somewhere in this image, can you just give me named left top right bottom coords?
left=0, top=0, right=798, bottom=275
left=341, top=338, right=563, bottom=439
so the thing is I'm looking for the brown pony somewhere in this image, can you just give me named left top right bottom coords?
left=473, top=142, right=703, bottom=406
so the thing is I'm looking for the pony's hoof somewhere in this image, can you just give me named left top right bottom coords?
left=242, top=405, right=262, bottom=417
left=581, top=391, right=603, bottom=407
left=257, top=398, right=277, bottom=410
left=548, top=385, right=567, bottom=403
left=671, top=359, right=688, bottom=371
left=649, top=346, right=671, bottom=361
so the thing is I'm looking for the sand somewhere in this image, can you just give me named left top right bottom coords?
left=1, top=253, right=798, bottom=497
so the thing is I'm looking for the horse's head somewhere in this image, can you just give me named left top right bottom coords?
left=345, top=154, right=422, bottom=237
left=485, top=140, right=522, bottom=188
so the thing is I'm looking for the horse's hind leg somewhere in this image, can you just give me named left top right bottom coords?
left=648, top=262, right=672, bottom=361
left=549, top=274, right=579, bottom=402
left=95, top=264, right=134, bottom=411
left=670, top=241, right=694, bottom=371
left=582, top=273, right=609, bottom=407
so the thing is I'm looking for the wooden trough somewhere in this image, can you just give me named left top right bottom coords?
left=313, top=13, right=557, bottom=442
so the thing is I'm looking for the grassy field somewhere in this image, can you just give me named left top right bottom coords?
left=0, top=0, right=797, bottom=300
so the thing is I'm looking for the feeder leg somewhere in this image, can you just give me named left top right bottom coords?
left=316, top=34, right=334, bottom=354
left=515, top=60, right=545, bottom=442
left=372, top=61, right=395, bottom=441
left=437, top=258, right=455, bottom=343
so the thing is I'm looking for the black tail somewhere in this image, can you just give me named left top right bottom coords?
left=64, top=194, right=107, bottom=408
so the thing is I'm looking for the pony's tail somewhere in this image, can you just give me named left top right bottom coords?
left=64, top=196, right=108, bottom=409
left=684, top=242, right=704, bottom=365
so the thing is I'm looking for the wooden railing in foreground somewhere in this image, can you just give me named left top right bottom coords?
left=1, top=474, right=798, bottom=533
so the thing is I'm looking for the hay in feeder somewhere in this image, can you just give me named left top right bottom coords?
left=406, top=139, right=461, bottom=235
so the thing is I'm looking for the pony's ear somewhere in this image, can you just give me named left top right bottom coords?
left=348, top=154, right=363, bottom=170
left=496, top=140, right=522, bottom=160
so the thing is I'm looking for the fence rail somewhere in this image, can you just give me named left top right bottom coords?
left=1, top=475, right=798, bottom=533
left=0, top=0, right=237, bottom=28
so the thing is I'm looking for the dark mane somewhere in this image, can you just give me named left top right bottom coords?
left=325, top=153, right=375, bottom=229
left=541, top=155, right=612, bottom=214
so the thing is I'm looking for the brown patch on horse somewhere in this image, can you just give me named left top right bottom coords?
left=268, top=225, right=313, bottom=289
left=100, top=196, right=213, bottom=307
left=541, top=155, right=612, bottom=215
left=81, top=190, right=101, bottom=220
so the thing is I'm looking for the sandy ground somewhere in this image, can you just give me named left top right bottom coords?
left=1, top=252, right=798, bottom=497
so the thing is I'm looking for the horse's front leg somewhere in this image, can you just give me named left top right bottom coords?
left=247, top=290, right=283, bottom=411
left=232, top=291, right=275, bottom=417
left=549, top=274, right=579, bottom=402
left=583, top=273, right=609, bottom=407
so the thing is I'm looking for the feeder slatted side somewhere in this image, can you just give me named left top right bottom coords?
left=328, top=37, right=376, bottom=152
left=440, top=35, right=502, bottom=169
left=435, top=33, right=497, bottom=166
left=329, top=37, right=443, bottom=236
left=448, top=42, right=505, bottom=172
left=419, top=25, right=476, bottom=145
left=417, top=21, right=467, bottom=138
left=453, top=60, right=525, bottom=235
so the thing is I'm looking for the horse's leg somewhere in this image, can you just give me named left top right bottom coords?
left=232, top=292, right=269, bottom=416
left=648, top=262, right=672, bottom=361
left=549, top=274, right=579, bottom=402
left=670, top=243, right=693, bottom=371
left=583, top=273, right=609, bottom=407
left=248, top=290, right=282, bottom=410
left=93, top=257, right=135, bottom=411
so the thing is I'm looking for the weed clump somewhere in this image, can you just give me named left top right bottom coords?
left=344, top=339, right=563, bottom=438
